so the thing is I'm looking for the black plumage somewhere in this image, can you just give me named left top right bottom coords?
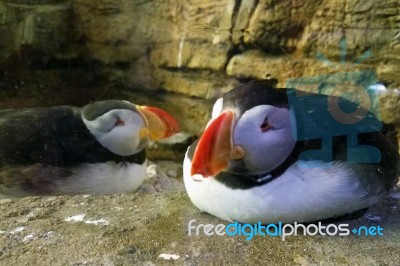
left=222, top=81, right=289, bottom=117
left=0, top=106, right=145, bottom=167
left=82, top=100, right=138, bottom=121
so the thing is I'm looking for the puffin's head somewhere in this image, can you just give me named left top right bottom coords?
left=82, top=100, right=179, bottom=156
left=191, top=82, right=296, bottom=178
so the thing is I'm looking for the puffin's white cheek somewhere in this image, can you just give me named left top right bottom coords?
left=124, top=126, right=145, bottom=149
left=232, top=129, right=255, bottom=150
left=129, top=133, right=141, bottom=148
left=97, top=125, right=144, bottom=156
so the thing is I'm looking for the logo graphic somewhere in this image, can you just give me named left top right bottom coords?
left=187, top=219, right=384, bottom=241
left=285, top=37, right=382, bottom=164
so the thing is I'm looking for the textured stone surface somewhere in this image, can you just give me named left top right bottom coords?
left=243, top=0, right=323, bottom=54
left=73, top=0, right=235, bottom=65
left=297, top=0, right=400, bottom=62
left=226, top=50, right=373, bottom=86
left=0, top=1, right=76, bottom=60
left=0, top=186, right=399, bottom=265
left=149, top=69, right=238, bottom=99
left=379, top=90, right=400, bottom=125
left=1, top=0, right=399, bottom=112
left=149, top=42, right=231, bottom=71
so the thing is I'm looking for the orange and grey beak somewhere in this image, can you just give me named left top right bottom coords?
left=191, top=111, right=245, bottom=178
left=136, top=106, right=179, bottom=141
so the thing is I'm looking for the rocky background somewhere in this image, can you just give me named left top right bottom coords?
left=0, top=1, right=399, bottom=264
left=0, top=0, right=399, bottom=141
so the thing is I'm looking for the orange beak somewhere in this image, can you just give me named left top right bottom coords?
left=191, top=111, right=238, bottom=177
left=136, top=106, right=179, bottom=141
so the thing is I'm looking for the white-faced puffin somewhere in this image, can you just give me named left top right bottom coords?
left=0, top=100, right=179, bottom=197
left=184, top=81, right=400, bottom=224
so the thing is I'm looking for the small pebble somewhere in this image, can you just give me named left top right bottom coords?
left=158, top=253, right=180, bottom=261
left=167, top=169, right=177, bottom=178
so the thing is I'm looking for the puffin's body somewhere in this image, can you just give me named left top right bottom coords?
left=0, top=100, right=179, bottom=197
left=184, top=81, right=400, bottom=224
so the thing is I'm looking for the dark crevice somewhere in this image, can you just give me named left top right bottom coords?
left=160, top=66, right=220, bottom=75
left=112, top=61, right=132, bottom=70
left=249, top=0, right=260, bottom=20
left=224, top=44, right=244, bottom=71
left=231, top=0, right=242, bottom=33
left=239, top=0, right=259, bottom=44
left=2, top=46, right=102, bottom=71
left=220, top=0, right=243, bottom=73
left=119, top=84, right=214, bottom=105
left=223, top=0, right=263, bottom=74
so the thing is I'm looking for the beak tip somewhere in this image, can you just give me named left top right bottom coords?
left=191, top=173, right=205, bottom=182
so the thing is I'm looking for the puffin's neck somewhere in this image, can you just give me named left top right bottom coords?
left=216, top=142, right=303, bottom=190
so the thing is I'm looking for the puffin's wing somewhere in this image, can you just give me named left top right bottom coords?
left=0, top=106, right=84, bottom=167
left=288, top=89, right=399, bottom=191
left=358, top=126, right=400, bottom=190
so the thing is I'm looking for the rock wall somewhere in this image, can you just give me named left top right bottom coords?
left=0, top=0, right=399, bottom=138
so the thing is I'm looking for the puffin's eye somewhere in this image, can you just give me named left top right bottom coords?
left=114, top=117, right=125, bottom=127
left=260, top=117, right=271, bottom=132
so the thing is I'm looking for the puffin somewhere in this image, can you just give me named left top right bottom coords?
left=0, top=100, right=179, bottom=197
left=184, top=81, right=400, bottom=224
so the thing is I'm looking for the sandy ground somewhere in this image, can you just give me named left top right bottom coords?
left=0, top=161, right=399, bottom=265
